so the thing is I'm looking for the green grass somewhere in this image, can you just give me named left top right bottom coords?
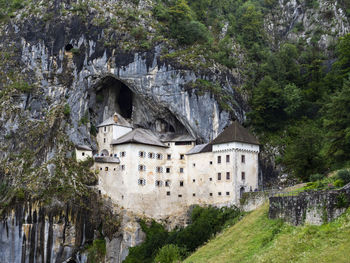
left=185, top=203, right=350, bottom=263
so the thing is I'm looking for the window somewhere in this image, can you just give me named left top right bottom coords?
left=156, top=167, right=163, bottom=173
left=120, top=152, right=126, bottom=157
left=99, top=167, right=102, bottom=171
left=167, top=154, right=171, bottom=160
left=226, top=172, right=230, bottom=180
left=175, top=141, right=192, bottom=145
left=209, top=193, right=213, bottom=196
left=82, top=152, right=85, bottom=156
left=165, top=180, right=171, bottom=187
left=217, top=156, right=221, bottom=164
left=192, top=179, right=196, bottom=183
left=138, top=178, right=146, bottom=185
left=121, top=165, right=125, bottom=171
left=105, top=167, right=109, bottom=171
left=180, top=181, right=184, bottom=187
left=180, top=167, right=184, bottom=173
left=155, top=180, right=163, bottom=187
left=193, top=163, right=196, bottom=167
left=178, top=194, right=182, bottom=197
left=114, top=154, right=118, bottom=158
left=166, top=167, right=171, bottom=173
left=148, top=152, right=155, bottom=159
left=104, top=127, right=106, bottom=132
left=226, top=192, right=230, bottom=196
left=180, top=154, right=184, bottom=160
left=217, top=173, right=221, bottom=180
left=138, top=165, right=146, bottom=171
left=226, top=155, right=230, bottom=163
left=218, top=192, right=222, bottom=196
left=104, top=138, right=106, bottom=143
left=193, top=193, right=196, bottom=197
left=113, top=168, right=116, bottom=171
left=210, top=161, right=213, bottom=165
left=241, top=155, right=245, bottom=163
left=139, top=151, right=145, bottom=158
left=167, top=191, right=171, bottom=196
left=209, top=177, right=212, bottom=181
left=156, top=153, right=163, bottom=160
left=241, top=172, right=245, bottom=180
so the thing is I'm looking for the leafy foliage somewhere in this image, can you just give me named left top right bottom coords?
left=124, top=205, right=242, bottom=263
left=154, top=244, right=185, bottom=263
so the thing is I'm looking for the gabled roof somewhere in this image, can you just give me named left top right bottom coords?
left=97, top=113, right=133, bottom=128
left=186, top=144, right=208, bottom=155
left=111, top=128, right=168, bottom=148
left=76, top=144, right=92, bottom=151
left=159, top=133, right=195, bottom=142
left=211, top=121, right=259, bottom=145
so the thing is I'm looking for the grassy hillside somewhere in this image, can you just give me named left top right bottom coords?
left=185, top=203, right=350, bottom=263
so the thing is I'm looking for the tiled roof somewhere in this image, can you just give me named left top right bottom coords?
left=97, top=113, right=132, bottom=128
left=159, top=133, right=195, bottom=142
left=111, top=128, right=167, bottom=148
left=76, top=144, right=92, bottom=151
left=211, top=121, right=259, bottom=145
left=186, top=144, right=208, bottom=155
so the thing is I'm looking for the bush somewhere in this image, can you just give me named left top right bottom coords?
left=310, top=173, right=324, bottom=182
left=154, top=244, right=184, bottom=263
left=336, top=169, right=350, bottom=185
left=63, top=104, right=71, bottom=117
left=87, top=239, right=106, bottom=263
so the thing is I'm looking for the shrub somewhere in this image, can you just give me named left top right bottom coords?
left=154, top=244, right=184, bottom=263
left=63, top=104, right=71, bottom=117
left=334, top=179, right=345, bottom=188
left=310, top=173, right=324, bottom=182
left=336, top=169, right=350, bottom=185
left=87, top=239, right=106, bottom=263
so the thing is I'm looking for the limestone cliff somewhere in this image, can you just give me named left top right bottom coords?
left=0, top=0, right=349, bottom=262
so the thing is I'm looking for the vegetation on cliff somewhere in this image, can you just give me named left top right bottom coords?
left=185, top=203, right=350, bottom=263
left=124, top=205, right=242, bottom=263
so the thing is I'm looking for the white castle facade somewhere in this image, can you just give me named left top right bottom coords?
left=76, top=113, right=260, bottom=219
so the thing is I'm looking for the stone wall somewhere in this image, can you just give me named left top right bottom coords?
left=269, top=184, right=350, bottom=225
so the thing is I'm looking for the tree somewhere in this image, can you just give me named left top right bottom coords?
left=154, top=244, right=184, bottom=263
left=248, top=76, right=286, bottom=132
left=323, top=77, right=350, bottom=167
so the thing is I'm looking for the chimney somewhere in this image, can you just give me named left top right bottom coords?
left=113, top=113, right=118, bottom=123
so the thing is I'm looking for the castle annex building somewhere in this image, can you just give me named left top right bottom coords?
left=76, top=113, right=260, bottom=218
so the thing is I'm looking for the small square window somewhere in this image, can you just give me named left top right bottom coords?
left=99, top=167, right=102, bottom=171
left=82, top=152, right=85, bottom=156
left=210, top=161, right=213, bottom=165
left=226, top=172, right=230, bottom=180
left=192, top=179, right=195, bottom=183
left=166, top=167, right=171, bottom=173
left=114, top=168, right=116, bottom=171
left=178, top=194, right=182, bottom=198
left=241, top=155, right=245, bottom=163
left=193, top=163, right=195, bottom=167
left=241, top=172, right=246, bottom=180
left=180, top=167, right=184, bottom=173
left=209, top=193, right=213, bottom=196
left=226, top=192, right=230, bottom=196
left=180, top=154, right=185, bottom=160
left=193, top=193, right=196, bottom=197
left=180, top=181, right=184, bottom=187
left=165, top=180, right=171, bottom=187
left=121, top=165, right=125, bottom=171
left=105, top=167, right=109, bottom=171
left=209, top=177, right=212, bottom=181
left=218, top=192, right=222, bottom=196
left=167, top=191, right=171, bottom=196
left=217, top=173, right=221, bottom=180
left=167, top=154, right=171, bottom=160
left=226, top=155, right=230, bottom=163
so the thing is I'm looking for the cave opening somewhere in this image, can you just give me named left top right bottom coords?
left=94, top=76, right=133, bottom=122
left=65, top=44, right=73, bottom=51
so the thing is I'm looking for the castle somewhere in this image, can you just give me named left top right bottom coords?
left=76, top=113, right=260, bottom=218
